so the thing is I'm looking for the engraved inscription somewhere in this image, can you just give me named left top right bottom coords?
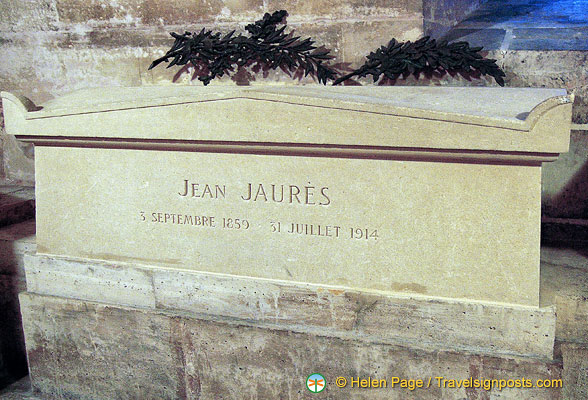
left=350, top=227, right=379, bottom=240
left=178, top=180, right=226, bottom=199
left=222, top=218, right=250, bottom=230
left=143, top=179, right=379, bottom=241
left=269, top=221, right=378, bottom=240
left=151, top=212, right=217, bottom=227
left=241, top=183, right=330, bottom=206
left=176, top=180, right=330, bottom=206
left=139, top=211, right=249, bottom=230
left=287, top=223, right=342, bottom=237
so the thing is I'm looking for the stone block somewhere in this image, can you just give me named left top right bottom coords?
left=423, top=0, right=486, bottom=38
left=21, top=293, right=181, bottom=399
left=266, top=0, right=422, bottom=18
left=286, top=21, right=344, bottom=59
left=55, top=0, right=264, bottom=25
left=0, top=37, right=150, bottom=103
left=442, top=28, right=506, bottom=50
left=1, top=86, right=573, bottom=306
left=0, top=0, right=59, bottom=32
left=19, top=292, right=565, bottom=399
left=341, top=20, right=423, bottom=64
left=55, top=0, right=129, bottom=24
left=570, top=86, right=588, bottom=125
left=135, top=0, right=222, bottom=25
left=509, top=28, right=588, bottom=51
left=23, top=253, right=557, bottom=359
left=1, top=86, right=575, bottom=399
left=487, top=50, right=588, bottom=94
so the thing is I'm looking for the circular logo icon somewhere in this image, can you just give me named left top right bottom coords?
left=306, top=373, right=326, bottom=393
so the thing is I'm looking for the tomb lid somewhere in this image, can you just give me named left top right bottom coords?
left=11, top=85, right=566, bottom=125
left=1, top=86, right=572, bottom=155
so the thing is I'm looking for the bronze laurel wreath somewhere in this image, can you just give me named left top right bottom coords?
left=149, top=10, right=505, bottom=86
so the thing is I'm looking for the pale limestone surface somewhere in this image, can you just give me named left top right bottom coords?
left=2, top=86, right=572, bottom=152
left=14, top=241, right=588, bottom=398
left=34, top=147, right=545, bottom=305
left=18, top=292, right=565, bottom=400
left=23, top=253, right=556, bottom=359
left=1, top=86, right=573, bottom=306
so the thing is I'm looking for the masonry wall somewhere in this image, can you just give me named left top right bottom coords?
left=0, top=0, right=424, bottom=104
left=424, top=0, right=487, bottom=37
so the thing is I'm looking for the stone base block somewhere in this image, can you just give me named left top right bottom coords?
left=23, top=253, right=557, bottom=360
left=20, top=292, right=564, bottom=400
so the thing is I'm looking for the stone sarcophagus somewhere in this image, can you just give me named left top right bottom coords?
left=1, top=86, right=572, bottom=366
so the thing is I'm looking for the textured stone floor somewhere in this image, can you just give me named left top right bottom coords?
left=442, top=0, right=588, bottom=50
